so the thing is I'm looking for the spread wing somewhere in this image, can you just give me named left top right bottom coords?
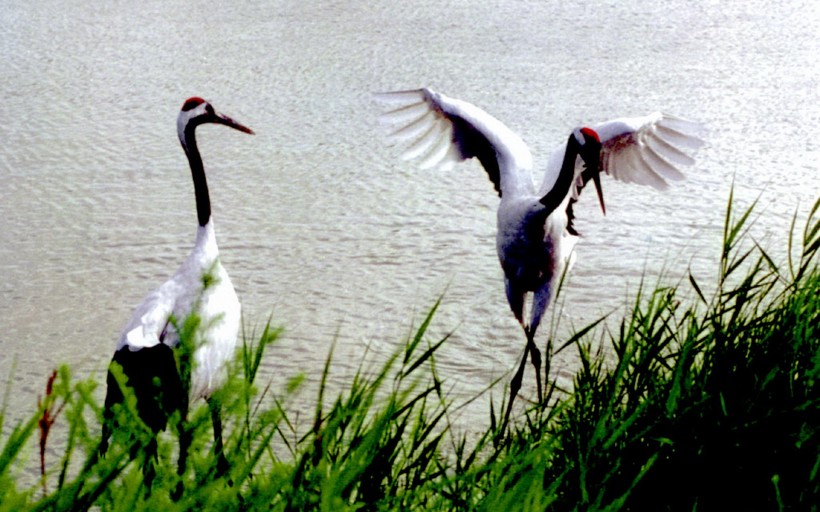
left=541, top=112, right=705, bottom=236
left=376, top=88, right=534, bottom=198
left=593, top=112, right=705, bottom=190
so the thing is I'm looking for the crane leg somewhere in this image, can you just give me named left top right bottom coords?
left=526, top=327, right=543, bottom=403
left=502, top=340, right=530, bottom=431
left=171, top=419, right=191, bottom=501
left=209, top=398, right=230, bottom=478
left=141, top=437, right=158, bottom=498
left=528, top=282, right=553, bottom=404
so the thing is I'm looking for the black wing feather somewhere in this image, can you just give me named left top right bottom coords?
left=450, top=114, right=502, bottom=197
left=102, top=344, right=186, bottom=439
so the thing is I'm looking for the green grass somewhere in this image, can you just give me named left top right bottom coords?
left=1, top=193, right=818, bottom=511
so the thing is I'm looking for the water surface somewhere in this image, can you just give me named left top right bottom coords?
left=1, top=0, right=818, bottom=433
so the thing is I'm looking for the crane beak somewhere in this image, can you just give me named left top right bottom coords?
left=582, top=146, right=605, bottom=215
left=215, top=113, right=255, bottom=135
left=592, top=171, right=606, bottom=215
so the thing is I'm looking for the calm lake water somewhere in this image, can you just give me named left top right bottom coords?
left=1, top=0, right=818, bottom=437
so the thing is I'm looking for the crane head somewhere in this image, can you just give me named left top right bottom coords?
left=573, top=127, right=605, bottom=215
left=178, top=97, right=254, bottom=149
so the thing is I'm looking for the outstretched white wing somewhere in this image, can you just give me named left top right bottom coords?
left=593, top=112, right=705, bottom=190
left=538, top=112, right=704, bottom=236
left=376, top=88, right=535, bottom=198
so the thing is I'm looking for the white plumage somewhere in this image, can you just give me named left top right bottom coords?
left=102, top=97, right=253, bottom=491
left=377, top=87, right=704, bottom=426
left=116, top=221, right=240, bottom=400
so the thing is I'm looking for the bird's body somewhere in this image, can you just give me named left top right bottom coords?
left=377, top=88, right=704, bottom=427
left=102, top=97, right=253, bottom=493
left=115, top=220, right=240, bottom=401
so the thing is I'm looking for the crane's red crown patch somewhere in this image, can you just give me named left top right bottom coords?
left=580, top=127, right=600, bottom=142
left=182, top=97, right=206, bottom=111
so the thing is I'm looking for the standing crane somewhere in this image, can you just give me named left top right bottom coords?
left=101, top=97, right=253, bottom=492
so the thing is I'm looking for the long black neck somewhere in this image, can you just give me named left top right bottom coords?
left=183, top=124, right=211, bottom=227
left=539, top=134, right=579, bottom=214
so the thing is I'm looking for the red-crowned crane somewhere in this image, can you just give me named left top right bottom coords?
left=376, top=88, right=704, bottom=428
left=101, top=97, right=253, bottom=493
